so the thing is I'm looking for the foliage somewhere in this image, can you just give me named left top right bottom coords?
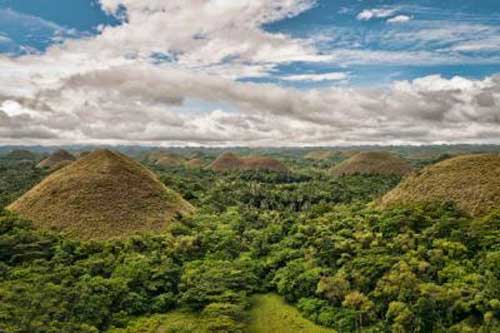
left=0, top=149, right=499, bottom=332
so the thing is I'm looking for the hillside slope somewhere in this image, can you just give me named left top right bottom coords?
left=210, top=152, right=288, bottom=173
left=37, top=149, right=76, bottom=169
left=379, top=154, right=500, bottom=216
left=331, top=151, right=412, bottom=176
left=9, top=149, right=193, bottom=240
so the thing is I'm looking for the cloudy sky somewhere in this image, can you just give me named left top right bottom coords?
left=0, top=0, right=499, bottom=146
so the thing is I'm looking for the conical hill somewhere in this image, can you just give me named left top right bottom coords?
left=8, top=149, right=194, bottom=240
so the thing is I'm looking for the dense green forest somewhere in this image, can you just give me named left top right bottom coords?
left=0, top=149, right=499, bottom=332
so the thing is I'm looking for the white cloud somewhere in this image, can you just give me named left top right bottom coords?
left=451, top=36, right=500, bottom=52
left=1, top=61, right=499, bottom=145
left=281, top=72, right=348, bottom=82
left=0, top=1, right=499, bottom=146
left=357, top=8, right=396, bottom=21
left=387, top=15, right=412, bottom=24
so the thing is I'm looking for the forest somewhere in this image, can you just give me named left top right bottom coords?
left=0, top=147, right=499, bottom=333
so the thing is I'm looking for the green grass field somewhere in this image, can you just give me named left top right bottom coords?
left=247, top=294, right=337, bottom=333
left=108, top=294, right=336, bottom=333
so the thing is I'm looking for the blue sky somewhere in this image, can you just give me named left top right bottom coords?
left=0, top=1, right=499, bottom=146
left=1, top=0, right=499, bottom=86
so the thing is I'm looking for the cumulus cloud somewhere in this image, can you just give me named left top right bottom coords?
left=357, top=8, right=396, bottom=21
left=387, top=15, right=412, bottom=24
left=1, top=59, right=499, bottom=145
left=0, top=0, right=498, bottom=146
left=281, top=72, right=348, bottom=82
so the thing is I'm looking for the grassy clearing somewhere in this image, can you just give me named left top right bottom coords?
left=108, top=294, right=336, bottom=333
left=108, top=311, right=210, bottom=333
left=247, top=294, right=337, bottom=333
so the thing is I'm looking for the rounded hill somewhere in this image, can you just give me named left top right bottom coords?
left=331, top=151, right=412, bottom=176
left=378, top=154, right=500, bottom=217
left=186, top=158, right=204, bottom=168
left=155, top=154, right=186, bottom=167
left=37, top=149, right=76, bottom=169
left=209, top=152, right=288, bottom=173
left=304, top=150, right=336, bottom=161
left=8, top=149, right=194, bottom=240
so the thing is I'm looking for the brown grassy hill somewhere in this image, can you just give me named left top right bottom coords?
left=209, top=153, right=288, bottom=173
left=331, top=151, right=412, bottom=176
left=48, top=160, right=74, bottom=172
left=77, top=151, right=91, bottom=159
left=186, top=158, right=204, bottom=168
left=155, top=154, right=186, bottom=167
left=209, top=152, right=241, bottom=172
left=240, top=156, right=289, bottom=173
left=378, top=154, right=500, bottom=217
left=37, top=149, right=76, bottom=169
left=339, top=151, right=360, bottom=158
left=8, top=149, right=194, bottom=240
left=304, top=150, right=336, bottom=161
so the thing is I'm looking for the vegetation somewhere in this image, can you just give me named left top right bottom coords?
left=0, top=146, right=499, bottom=332
left=380, top=154, right=500, bottom=217
left=331, top=151, right=413, bottom=176
left=304, top=150, right=337, bottom=161
left=8, top=150, right=193, bottom=240
left=0, top=161, right=45, bottom=209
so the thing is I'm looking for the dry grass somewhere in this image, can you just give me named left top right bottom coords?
left=378, top=154, right=500, bottom=217
left=209, top=152, right=288, bottom=173
left=331, top=151, right=412, bottom=176
left=186, top=158, right=204, bottom=168
left=304, top=150, right=336, bottom=161
left=9, top=149, right=194, bottom=240
left=37, top=149, right=76, bottom=169
left=48, top=160, right=74, bottom=172
left=155, top=155, right=186, bottom=167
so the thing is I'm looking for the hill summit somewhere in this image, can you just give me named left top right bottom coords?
left=8, top=149, right=193, bottom=240
left=331, top=151, right=412, bottom=176
left=37, top=149, right=76, bottom=169
left=210, top=152, right=288, bottom=173
left=378, top=154, right=500, bottom=217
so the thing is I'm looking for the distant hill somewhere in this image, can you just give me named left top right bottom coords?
left=8, top=149, right=194, bottom=240
left=378, top=154, right=500, bottom=217
left=331, top=151, right=412, bottom=176
left=76, top=151, right=91, bottom=159
left=6, top=149, right=37, bottom=161
left=37, top=149, right=76, bottom=169
left=142, top=151, right=187, bottom=167
left=210, top=152, right=288, bottom=173
left=186, top=158, right=204, bottom=168
left=155, top=154, right=186, bottom=167
left=304, top=150, right=336, bottom=161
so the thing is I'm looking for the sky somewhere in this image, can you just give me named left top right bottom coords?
left=0, top=0, right=499, bottom=146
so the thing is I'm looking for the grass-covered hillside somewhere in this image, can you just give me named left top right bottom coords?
left=380, top=154, right=500, bottom=217
left=8, top=150, right=193, bottom=240
left=331, top=151, right=413, bottom=176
